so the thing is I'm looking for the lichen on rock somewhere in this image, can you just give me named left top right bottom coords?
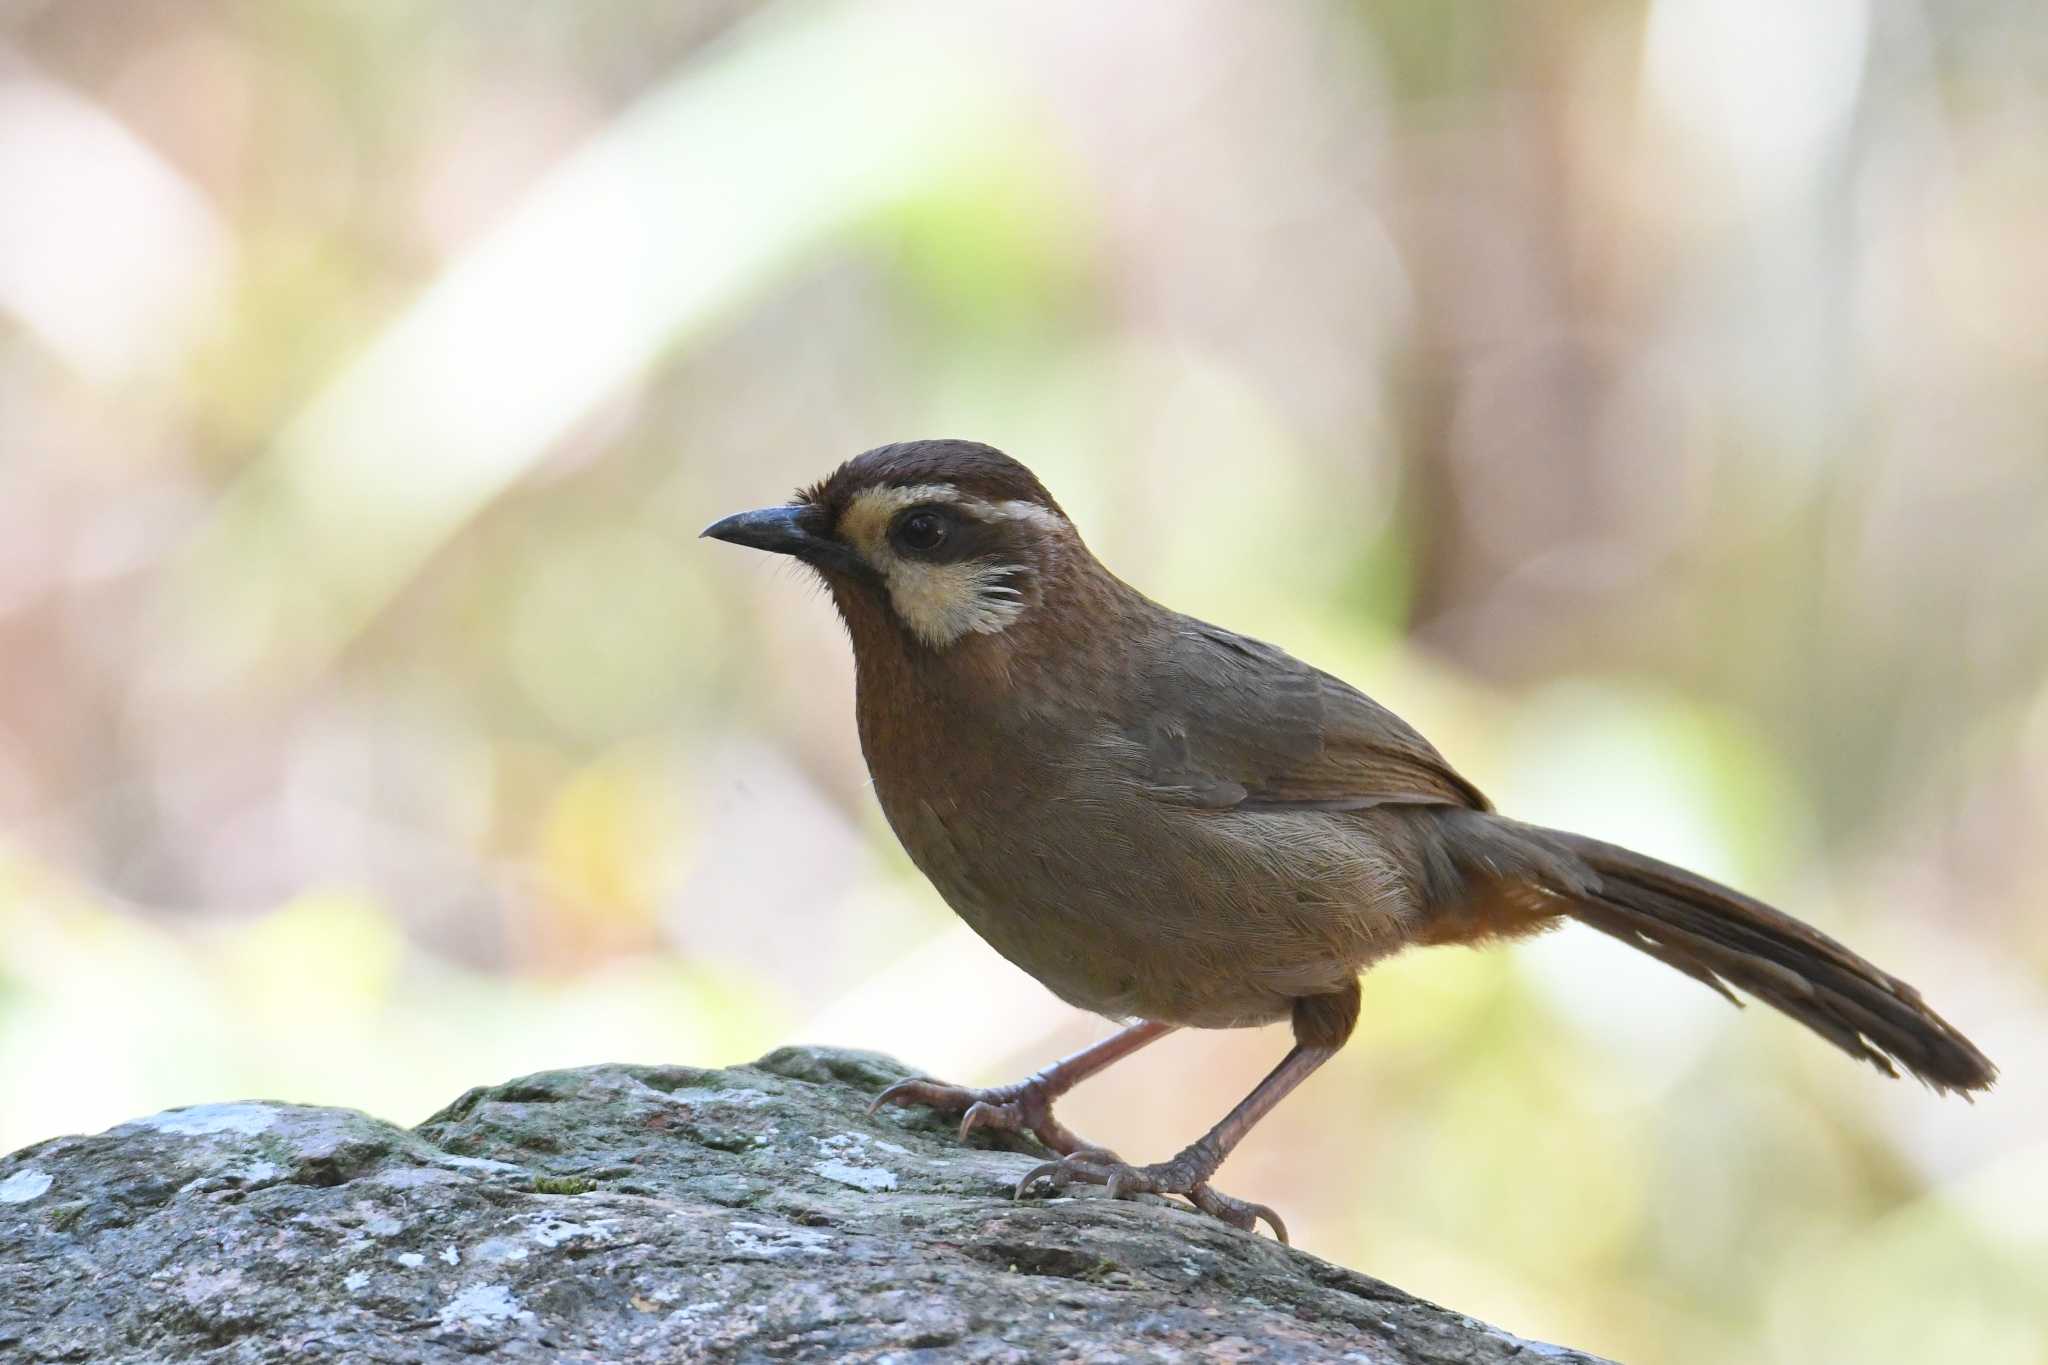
left=0, top=1045, right=1612, bottom=1363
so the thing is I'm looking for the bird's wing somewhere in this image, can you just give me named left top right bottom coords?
left=1131, top=619, right=1490, bottom=813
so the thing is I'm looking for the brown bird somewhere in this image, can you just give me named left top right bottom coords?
left=704, top=439, right=1995, bottom=1241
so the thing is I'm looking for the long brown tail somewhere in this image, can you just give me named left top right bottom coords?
left=1524, top=825, right=1996, bottom=1094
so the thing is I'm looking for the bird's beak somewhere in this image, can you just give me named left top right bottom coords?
left=702, top=503, right=867, bottom=578
left=700, top=504, right=821, bottom=558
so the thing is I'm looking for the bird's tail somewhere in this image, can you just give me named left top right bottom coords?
left=1415, top=808, right=1996, bottom=1094
left=1536, top=825, right=1996, bottom=1094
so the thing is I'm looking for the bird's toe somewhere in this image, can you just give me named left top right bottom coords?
left=867, top=1076, right=976, bottom=1119
left=1015, top=1149, right=1284, bottom=1240
left=1190, top=1182, right=1289, bottom=1243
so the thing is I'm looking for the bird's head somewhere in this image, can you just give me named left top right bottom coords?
left=703, top=440, right=1094, bottom=662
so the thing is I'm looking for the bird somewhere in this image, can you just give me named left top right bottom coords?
left=702, top=438, right=1996, bottom=1242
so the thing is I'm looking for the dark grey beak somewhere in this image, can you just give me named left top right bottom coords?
left=700, top=504, right=818, bottom=557
left=701, top=503, right=866, bottom=577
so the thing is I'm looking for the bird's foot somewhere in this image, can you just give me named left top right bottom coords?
left=867, top=1074, right=1105, bottom=1157
left=1015, top=1145, right=1288, bottom=1243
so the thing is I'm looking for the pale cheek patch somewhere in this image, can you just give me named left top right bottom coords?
left=885, top=559, right=1027, bottom=648
left=834, top=484, right=1054, bottom=648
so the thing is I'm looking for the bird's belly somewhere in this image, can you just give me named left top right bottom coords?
left=888, top=791, right=1416, bottom=1028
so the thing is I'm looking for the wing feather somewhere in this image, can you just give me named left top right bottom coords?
left=1130, top=620, right=1488, bottom=813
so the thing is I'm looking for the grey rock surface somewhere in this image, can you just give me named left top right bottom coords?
left=0, top=1046, right=1613, bottom=1363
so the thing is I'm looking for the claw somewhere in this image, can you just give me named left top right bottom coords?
left=864, top=1080, right=921, bottom=1113
left=1190, top=1182, right=1288, bottom=1244
left=1013, top=1148, right=1286, bottom=1240
left=869, top=1073, right=1106, bottom=1157
left=1016, top=1160, right=1060, bottom=1200
left=1015, top=1147, right=1112, bottom=1198
left=872, top=1081, right=1033, bottom=1146
left=869, top=1076, right=979, bottom=1121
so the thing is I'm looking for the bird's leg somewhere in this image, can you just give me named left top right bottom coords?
left=868, top=1020, right=1175, bottom=1156
left=1016, top=1045, right=1331, bottom=1242
left=1016, top=984, right=1361, bottom=1243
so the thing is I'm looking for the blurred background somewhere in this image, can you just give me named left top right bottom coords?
left=2, top=1, right=2044, bottom=1359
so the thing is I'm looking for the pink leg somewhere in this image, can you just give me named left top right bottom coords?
left=869, top=1020, right=1175, bottom=1155
left=1016, top=985, right=1362, bottom=1242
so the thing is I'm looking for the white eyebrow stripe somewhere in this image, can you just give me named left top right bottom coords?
left=841, top=484, right=1066, bottom=552
left=959, top=497, right=1066, bottom=531
left=876, top=484, right=964, bottom=506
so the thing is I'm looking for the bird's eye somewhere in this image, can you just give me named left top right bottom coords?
left=893, top=509, right=949, bottom=554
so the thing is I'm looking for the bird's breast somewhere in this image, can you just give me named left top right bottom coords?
left=863, top=726, right=1414, bottom=1029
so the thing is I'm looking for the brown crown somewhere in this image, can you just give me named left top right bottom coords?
left=797, top=440, right=1065, bottom=522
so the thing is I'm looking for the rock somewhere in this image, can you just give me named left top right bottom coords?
left=0, top=1046, right=1612, bottom=1363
